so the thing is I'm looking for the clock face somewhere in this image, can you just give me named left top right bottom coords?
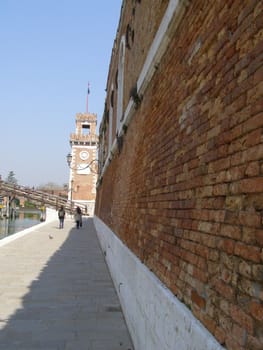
left=80, top=151, right=89, bottom=161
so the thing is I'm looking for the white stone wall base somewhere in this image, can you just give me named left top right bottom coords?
left=94, top=216, right=225, bottom=350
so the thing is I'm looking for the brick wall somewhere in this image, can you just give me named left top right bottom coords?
left=96, top=1, right=263, bottom=349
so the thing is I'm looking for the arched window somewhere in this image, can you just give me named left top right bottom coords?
left=116, top=36, right=125, bottom=134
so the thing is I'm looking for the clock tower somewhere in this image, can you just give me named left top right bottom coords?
left=68, top=112, right=99, bottom=215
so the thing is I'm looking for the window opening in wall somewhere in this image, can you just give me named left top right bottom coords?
left=82, top=124, right=90, bottom=135
left=116, top=36, right=125, bottom=134
left=108, top=84, right=114, bottom=154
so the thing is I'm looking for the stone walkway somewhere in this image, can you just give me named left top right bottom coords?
left=0, top=217, right=134, bottom=350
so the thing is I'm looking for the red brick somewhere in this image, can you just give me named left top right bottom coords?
left=198, top=312, right=217, bottom=335
left=213, top=183, right=229, bottom=196
left=251, top=97, right=263, bottom=116
left=209, top=157, right=231, bottom=173
left=191, top=209, right=210, bottom=221
left=209, top=209, right=226, bottom=223
left=181, top=249, right=198, bottom=265
left=245, top=161, right=260, bottom=177
left=191, top=290, right=206, bottom=309
left=225, top=335, right=246, bottom=350
left=221, top=224, right=242, bottom=240
left=212, top=279, right=235, bottom=301
left=243, top=144, right=263, bottom=163
left=255, top=230, right=263, bottom=246
left=239, top=211, right=261, bottom=228
left=224, top=93, right=247, bottom=115
left=227, top=165, right=246, bottom=180
left=249, top=300, right=263, bottom=321
left=240, top=177, right=263, bottom=193
left=247, top=82, right=263, bottom=104
left=230, top=177, right=263, bottom=194
left=244, top=129, right=262, bottom=147
left=219, top=239, right=235, bottom=254
left=243, top=113, right=263, bottom=132
left=230, top=304, right=254, bottom=333
left=234, top=242, right=261, bottom=263
left=214, top=326, right=226, bottom=345
left=217, top=124, right=243, bottom=145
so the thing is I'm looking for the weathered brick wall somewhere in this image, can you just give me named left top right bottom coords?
left=120, top=0, right=169, bottom=108
left=96, top=1, right=263, bottom=349
left=100, top=0, right=168, bottom=152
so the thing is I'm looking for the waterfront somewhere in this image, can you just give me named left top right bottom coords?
left=0, top=209, right=42, bottom=240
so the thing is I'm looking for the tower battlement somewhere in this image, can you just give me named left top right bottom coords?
left=75, top=112, right=97, bottom=124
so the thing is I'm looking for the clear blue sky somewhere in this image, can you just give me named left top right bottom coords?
left=0, top=0, right=122, bottom=187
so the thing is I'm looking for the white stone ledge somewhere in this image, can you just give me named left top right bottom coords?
left=94, top=215, right=225, bottom=350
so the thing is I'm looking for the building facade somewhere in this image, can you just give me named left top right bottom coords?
left=95, top=1, right=263, bottom=349
left=68, top=113, right=98, bottom=215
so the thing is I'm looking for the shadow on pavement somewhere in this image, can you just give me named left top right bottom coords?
left=0, top=218, right=133, bottom=350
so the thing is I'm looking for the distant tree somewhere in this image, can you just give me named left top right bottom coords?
left=6, top=171, right=18, bottom=185
left=37, top=182, right=68, bottom=197
left=37, top=182, right=59, bottom=191
left=24, top=200, right=37, bottom=209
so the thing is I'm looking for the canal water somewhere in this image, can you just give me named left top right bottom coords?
left=0, top=210, right=42, bottom=240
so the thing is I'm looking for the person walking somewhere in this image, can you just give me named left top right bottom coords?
left=74, top=206, right=82, bottom=229
left=58, top=205, right=65, bottom=229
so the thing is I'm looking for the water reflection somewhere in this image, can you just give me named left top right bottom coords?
left=0, top=210, right=41, bottom=240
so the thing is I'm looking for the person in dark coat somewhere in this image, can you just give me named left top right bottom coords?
left=74, top=206, right=82, bottom=229
left=58, top=205, right=65, bottom=229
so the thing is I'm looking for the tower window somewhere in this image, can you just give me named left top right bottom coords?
left=82, top=124, right=90, bottom=135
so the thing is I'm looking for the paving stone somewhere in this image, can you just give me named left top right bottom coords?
left=0, top=218, right=134, bottom=350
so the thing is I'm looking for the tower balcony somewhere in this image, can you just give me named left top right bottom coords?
left=70, top=133, right=99, bottom=143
